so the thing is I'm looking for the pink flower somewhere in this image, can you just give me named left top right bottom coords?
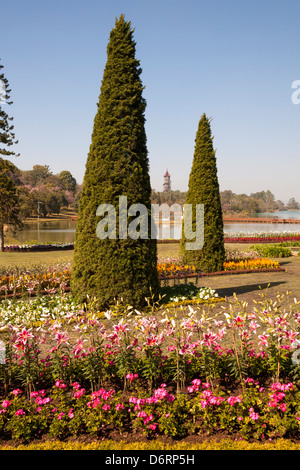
left=129, top=396, right=137, bottom=404
left=2, top=400, right=11, bottom=408
left=249, top=407, right=259, bottom=420
left=102, top=404, right=111, bottom=411
left=278, top=403, right=287, bottom=412
left=126, top=373, right=139, bottom=382
left=202, top=330, right=218, bottom=348
left=71, top=382, right=81, bottom=390
left=68, top=408, right=74, bottom=418
left=54, top=331, right=70, bottom=346
left=73, top=337, right=86, bottom=357
left=116, top=403, right=125, bottom=411
left=55, top=380, right=67, bottom=389
left=249, top=320, right=259, bottom=332
left=227, top=396, right=242, bottom=406
left=35, top=396, right=52, bottom=405
left=16, top=328, right=34, bottom=345
left=202, top=382, right=211, bottom=389
left=74, top=388, right=85, bottom=399
left=258, top=334, right=269, bottom=349
left=57, top=412, right=65, bottom=420
left=12, top=389, right=22, bottom=395
left=15, top=409, right=25, bottom=416
left=149, top=424, right=157, bottom=431
left=284, top=330, right=298, bottom=344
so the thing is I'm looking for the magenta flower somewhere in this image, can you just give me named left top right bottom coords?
left=149, top=423, right=157, bottom=431
left=15, top=409, right=25, bottom=416
left=126, top=373, right=139, bottom=382
left=278, top=403, right=287, bottom=412
left=249, top=407, right=259, bottom=420
left=2, top=400, right=11, bottom=408
left=116, top=403, right=125, bottom=411
left=227, top=396, right=242, bottom=406
left=74, top=388, right=85, bottom=399
left=73, top=337, right=86, bottom=357
left=55, top=379, right=67, bottom=389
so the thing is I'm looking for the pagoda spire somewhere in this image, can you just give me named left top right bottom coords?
left=163, top=169, right=171, bottom=192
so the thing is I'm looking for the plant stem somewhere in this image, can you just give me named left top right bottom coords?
left=232, top=331, right=244, bottom=393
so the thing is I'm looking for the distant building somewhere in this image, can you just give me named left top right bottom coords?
left=163, top=169, right=171, bottom=192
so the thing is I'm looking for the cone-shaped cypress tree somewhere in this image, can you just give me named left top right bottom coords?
left=180, top=113, right=225, bottom=272
left=71, top=15, right=159, bottom=308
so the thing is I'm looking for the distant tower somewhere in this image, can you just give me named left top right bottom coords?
left=163, top=169, right=171, bottom=192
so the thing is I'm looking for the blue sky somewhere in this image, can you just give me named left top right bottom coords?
left=1, top=0, right=300, bottom=203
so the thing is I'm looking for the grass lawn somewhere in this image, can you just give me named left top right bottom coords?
left=0, top=250, right=74, bottom=269
left=0, top=243, right=180, bottom=269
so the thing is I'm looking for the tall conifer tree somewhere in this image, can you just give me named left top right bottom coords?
left=71, top=15, right=159, bottom=307
left=180, top=113, right=225, bottom=272
left=0, top=61, right=22, bottom=251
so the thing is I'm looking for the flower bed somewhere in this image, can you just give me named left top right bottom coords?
left=0, top=292, right=300, bottom=442
left=1, top=379, right=300, bottom=443
left=0, top=256, right=284, bottom=300
left=4, top=243, right=74, bottom=252
left=157, top=257, right=283, bottom=281
left=0, top=264, right=71, bottom=298
left=224, top=233, right=300, bottom=244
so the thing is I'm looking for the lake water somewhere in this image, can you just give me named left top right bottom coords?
left=226, top=210, right=300, bottom=236
left=12, top=212, right=300, bottom=245
left=253, top=210, right=300, bottom=219
left=14, top=220, right=77, bottom=244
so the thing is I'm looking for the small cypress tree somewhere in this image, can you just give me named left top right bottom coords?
left=180, top=113, right=225, bottom=272
left=71, top=15, right=159, bottom=308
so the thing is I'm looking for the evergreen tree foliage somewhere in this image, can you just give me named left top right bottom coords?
left=0, top=61, right=19, bottom=157
left=0, top=159, right=23, bottom=251
left=180, top=113, right=225, bottom=272
left=71, top=15, right=159, bottom=308
left=0, top=61, right=22, bottom=250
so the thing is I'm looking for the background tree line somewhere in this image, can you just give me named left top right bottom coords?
left=15, top=164, right=82, bottom=218
left=151, top=188, right=300, bottom=214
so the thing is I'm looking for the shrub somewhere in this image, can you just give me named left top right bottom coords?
left=249, top=244, right=292, bottom=258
